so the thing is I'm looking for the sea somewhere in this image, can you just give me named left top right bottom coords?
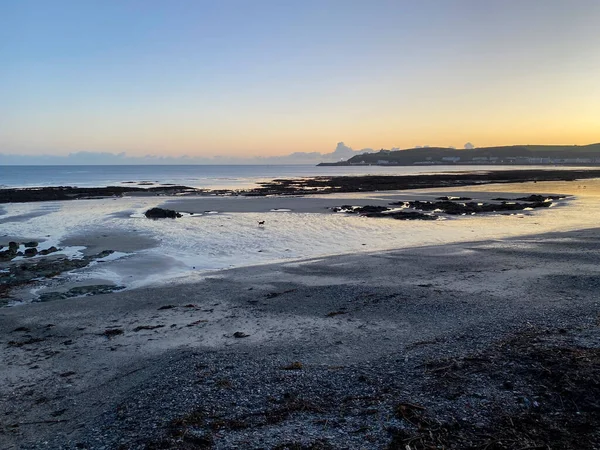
left=0, top=164, right=577, bottom=189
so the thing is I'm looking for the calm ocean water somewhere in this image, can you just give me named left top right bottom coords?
left=0, top=164, right=573, bottom=189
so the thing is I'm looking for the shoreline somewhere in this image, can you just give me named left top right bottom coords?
left=2, top=168, right=600, bottom=204
left=1, top=227, right=598, bottom=448
left=0, top=184, right=579, bottom=304
left=3, top=177, right=600, bottom=305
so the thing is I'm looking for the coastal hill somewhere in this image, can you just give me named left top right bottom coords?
left=318, top=143, right=600, bottom=166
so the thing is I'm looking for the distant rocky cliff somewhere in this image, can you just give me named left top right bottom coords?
left=318, top=143, right=600, bottom=166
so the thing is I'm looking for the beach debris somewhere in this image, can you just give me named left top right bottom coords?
left=59, top=371, right=76, bottom=378
left=395, top=402, right=427, bottom=426
left=7, top=338, right=45, bottom=347
left=102, top=328, right=124, bottom=338
left=280, top=361, right=303, bottom=370
left=144, top=207, right=182, bottom=219
left=133, top=325, right=165, bottom=332
left=265, top=289, right=296, bottom=299
left=186, top=320, right=208, bottom=327
left=37, top=284, right=125, bottom=302
left=233, top=331, right=250, bottom=338
left=326, top=310, right=347, bottom=317
left=158, top=305, right=176, bottom=310
left=11, top=326, right=31, bottom=332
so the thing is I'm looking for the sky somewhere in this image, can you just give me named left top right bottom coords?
left=1, top=0, right=599, bottom=160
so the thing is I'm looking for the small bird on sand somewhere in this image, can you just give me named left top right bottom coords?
left=258, top=220, right=265, bottom=226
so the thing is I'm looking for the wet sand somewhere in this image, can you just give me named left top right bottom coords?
left=1, top=227, right=599, bottom=449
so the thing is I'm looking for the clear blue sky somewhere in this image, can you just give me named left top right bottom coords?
left=2, top=0, right=599, bottom=157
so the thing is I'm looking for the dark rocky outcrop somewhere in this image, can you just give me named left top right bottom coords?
left=332, top=205, right=436, bottom=220
left=23, top=241, right=38, bottom=248
left=399, top=199, right=552, bottom=215
left=248, top=170, right=600, bottom=196
left=145, top=208, right=182, bottom=219
left=0, top=185, right=198, bottom=204
left=0, top=249, right=116, bottom=301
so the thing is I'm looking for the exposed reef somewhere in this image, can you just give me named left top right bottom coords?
left=332, top=194, right=566, bottom=220
left=2, top=169, right=600, bottom=204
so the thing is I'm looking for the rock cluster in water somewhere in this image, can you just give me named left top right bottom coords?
left=332, top=194, right=565, bottom=220
left=0, top=241, right=59, bottom=262
left=0, top=249, right=115, bottom=302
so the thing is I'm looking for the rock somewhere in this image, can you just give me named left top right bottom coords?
left=355, top=205, right=389, bottom=214
left=24, top=248, right=38, bottom=257
left=23, top=241, right=38, bottom=248
left=96, top=250, right=114, bottom=258
left=145, top=207, right=182, bottom=219
left=0, top=248, right=17, bottom=261
left=8, top=242, right=19, bottom=251
left=39, top=246, right=58, bottom=256
left=233, top=331, right=250, bottom=338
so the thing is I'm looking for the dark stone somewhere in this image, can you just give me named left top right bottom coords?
left=8, top=241, right=19, bottom=251
left=23, top=241, right=38, bottom=248
left=145, top=207, right=182, bottom=219
left=102, top=329, right=124, bottom=338
left=39, top=246, right=59, bottom=256
left=24, top=248, right=38, bottom=257
left=0, top=248, right=17, bottom=261
left=233, top=331, right=250, bottom=338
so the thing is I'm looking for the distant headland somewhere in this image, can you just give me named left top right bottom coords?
left=318, top=143, right=600, bottom=166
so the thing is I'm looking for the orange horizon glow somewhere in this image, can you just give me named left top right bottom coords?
left=2, top=1, right=599, bottom=159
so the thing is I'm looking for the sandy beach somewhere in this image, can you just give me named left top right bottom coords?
left=1, top=178, right=599, bottom=449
